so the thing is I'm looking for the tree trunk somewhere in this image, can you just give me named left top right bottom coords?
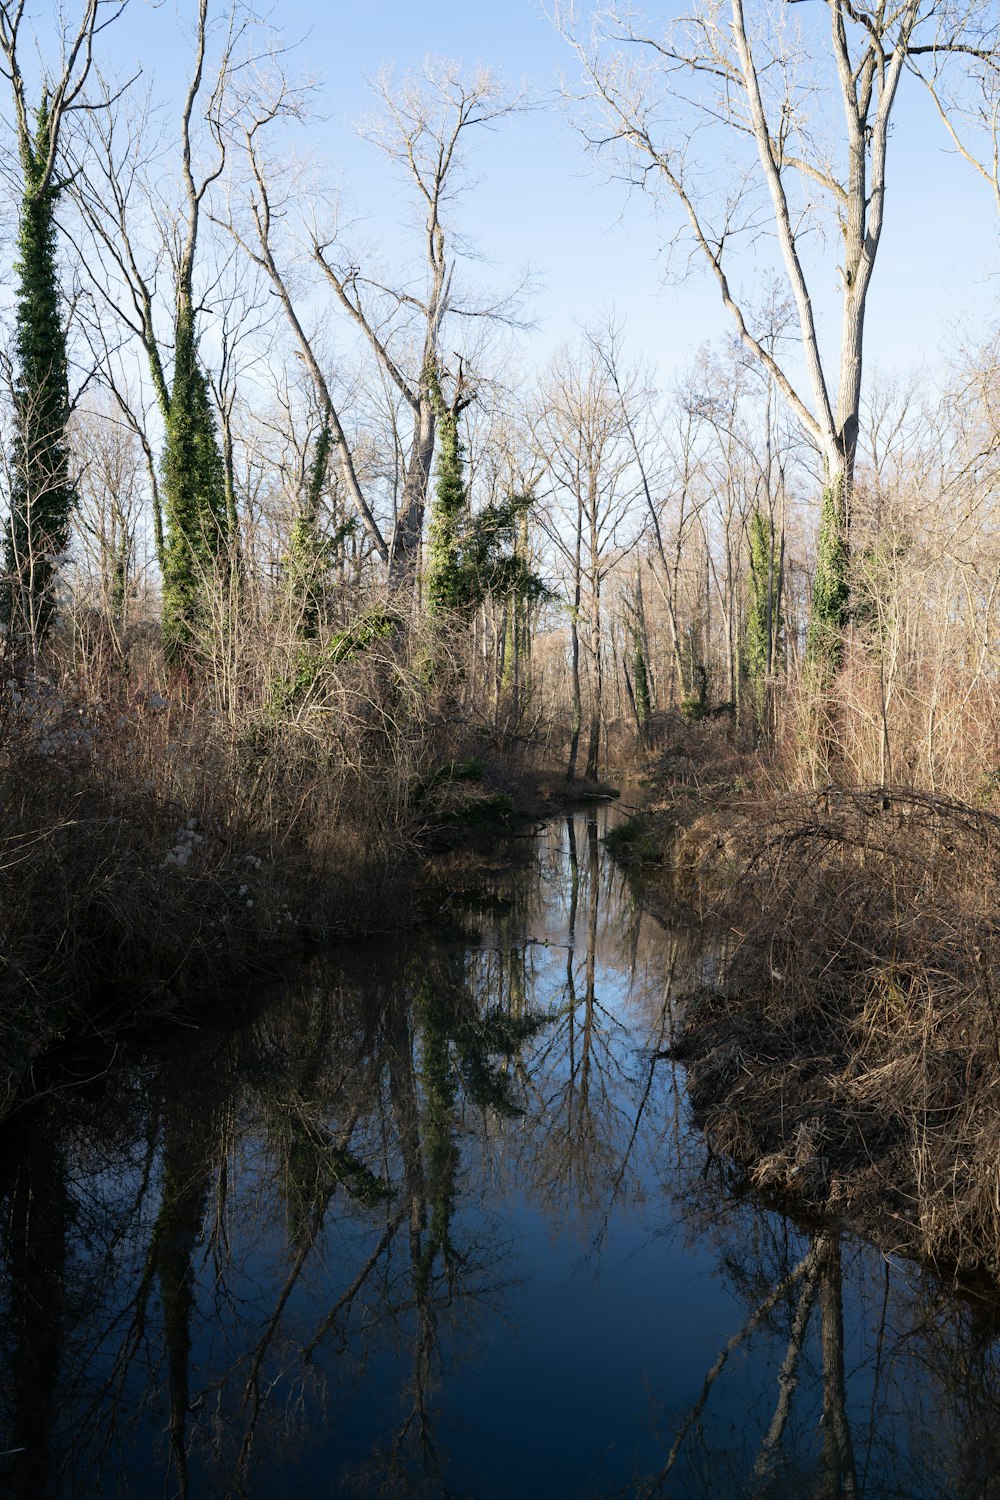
left=585, top=482, right=602, bottom=779
left=819, top=1233, right=859, bottom=1499
left=567, top=605, right=582, bottom=783
left=585, top=583, right=602, bottom=780
left=389, top=394, right=435, bottom=594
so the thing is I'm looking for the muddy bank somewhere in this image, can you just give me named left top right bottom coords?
left=619, top=782, right=1000, bottom=1284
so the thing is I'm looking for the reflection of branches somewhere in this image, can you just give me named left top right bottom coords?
left=520, top=814, right=646, bottom=1221
left=156, top=1096, right=213, bottom=1500
left=0, top=1116, right=68, bottom=1500
left=653, top=1146, right=1000, bottom=1500
left=751, top=1246, right=822, bottom=1492
left=63, top=1093, right=162, bottom=1445
left=233, top=1183, right=336, bottom=1484
left=15, top=818, right=1000, bottom=1499
left=819, top=1235, right=859, bottom=1499
left=595, top=934, right=685, bottom=1247
left=303, top=1207, right=408, bottom=1360
left=639, top=1237, right=826, bottom=1499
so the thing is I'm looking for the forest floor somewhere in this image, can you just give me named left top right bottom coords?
left=615, top=720, right=1000, bottom=1288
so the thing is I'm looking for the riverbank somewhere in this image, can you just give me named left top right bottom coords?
left=617, top=726, right=1000, bottom=1283
left=0, top=647, right=601, bottom=1121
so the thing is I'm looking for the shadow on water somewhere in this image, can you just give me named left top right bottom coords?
left=3, top=802, right=1000, bottom=1498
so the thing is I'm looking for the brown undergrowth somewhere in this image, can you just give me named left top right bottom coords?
left=0, top=614, right=551, bottom=1119
left=630, top=758, right=1000, bottom=1281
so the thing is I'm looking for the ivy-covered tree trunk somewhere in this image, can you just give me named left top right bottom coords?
left=107, top=523, right=131, bottom=625
left=806, top=470, right=850, bottom=672
left=286, top=417, right=332, bottom=639
left=584, top=481, right=603, bottom=781
left=744, top=508, right=784, bottom=725
left=3, top=98, right=75, bottom=650
left=160, top=300, right=229, bottom=663
left=425, top=390, right=469, bottom=618
left=584, top=575, right=603, bottom=780
left=567, top=505, right=583, bottom=784
left=218, top=400, right=242, bottom=587
left=630, top=565, right=652, bottom=744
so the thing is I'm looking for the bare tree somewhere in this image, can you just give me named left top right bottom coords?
left=71, top=392, right=151, bottom=630
left=215, top=68, right=391, bottom=574
left=555, top=0, right=1000, bottom=662
left=221, top=57, right=526, bottom=601
left=70, top=3, right=268, bottom=631
left=534, top=329, right=643, bottom=779
left=0, top=0, right=132, bottom=649
left=910, top=4, right=1000, bottom=220
left=686, top=335, right=799, bottom=713
left=0, top=0, right=130, bottom=190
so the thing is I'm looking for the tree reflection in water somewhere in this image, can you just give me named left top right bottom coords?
left=2, top=806, right=1000, bottom=1498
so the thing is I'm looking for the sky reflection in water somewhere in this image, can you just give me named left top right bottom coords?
left=2, top=804, right=1000, bottom=1499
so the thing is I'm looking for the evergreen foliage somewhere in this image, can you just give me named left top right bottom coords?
left=427, top=377, right=546, bottom=622
left=265, top=606, right=401, bottom=721
left=285, top=418, right=333, bottom=639
left=426, top=392, right=470, bottom=616
left=463, top=493, right=548, bottom=610
left=326, top=605, right=398, bottom=664
left=807, top=475, right=850, bottom=671
left=681, top=664, right=709, bottom=721
left=3, top=97, right=75, bottom=645
left=744, top=509, right=783, bottom=720
left=633, top=628, right=652, bottom=729
left=160, top=303, right=230, bottom=662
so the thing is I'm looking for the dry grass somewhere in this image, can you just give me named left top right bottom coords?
left=0, top=600, right=545, bottom=1117
left=657, top=783, right=1000, bottom=1277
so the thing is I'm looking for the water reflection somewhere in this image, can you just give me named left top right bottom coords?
left=2, top=805, right=1000, bottom=1498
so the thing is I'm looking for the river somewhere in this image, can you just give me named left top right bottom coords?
left=1, top=801, right=999, bottom=1498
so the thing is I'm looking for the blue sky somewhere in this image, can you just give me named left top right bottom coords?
left=73, top=0, right=1000, bottom=392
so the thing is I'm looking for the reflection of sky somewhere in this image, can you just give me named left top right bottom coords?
left=5, top=808, right=1000, bottom=1497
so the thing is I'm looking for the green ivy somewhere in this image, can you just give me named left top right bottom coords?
left=426, top=378, right=469, bottom=616
left=160, top=301, right=229, bottom=663
left=3, top=97, right=75, bottom=644
left=743, top=509, right=782, bottom=722
left=427, top=371, right=547, bottom=621
left=284, top=418, right=333, bottom=639
left=681, top=664, right=709, bottom=721
left=265, top=607, right=401, bottom=720
left=806, top=474, right=849, bottom=672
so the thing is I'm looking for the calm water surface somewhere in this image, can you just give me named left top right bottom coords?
left=2, top=803, right=999, bottom=1498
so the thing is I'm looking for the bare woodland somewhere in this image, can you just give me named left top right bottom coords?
left=1, top=0, right=1000, bottom=1023
left=11, top=12, right=1000, bottom=1493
